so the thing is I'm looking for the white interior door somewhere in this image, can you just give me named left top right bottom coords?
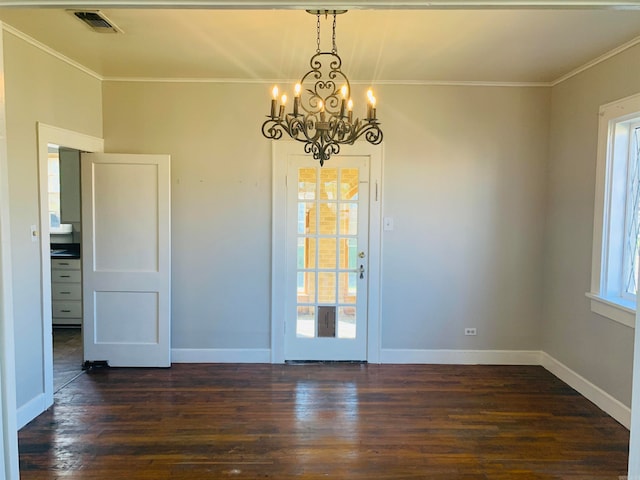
left=284, top=156, right=370, bottom=361
left=82, top=153, right=171, bottom=367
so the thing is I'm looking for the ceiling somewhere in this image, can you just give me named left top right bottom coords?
left=0, top=7, right=640, bottom=84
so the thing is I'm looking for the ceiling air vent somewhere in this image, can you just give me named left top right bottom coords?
left=71, top=10, right=122, bottom=33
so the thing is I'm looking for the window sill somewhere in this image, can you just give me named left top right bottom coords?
left=586, top=292, right=636, bottom=329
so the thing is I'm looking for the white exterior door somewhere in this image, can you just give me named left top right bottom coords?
left=284, top=155, right=370, bottom=361
left=81, top=153, right=171, bottom=367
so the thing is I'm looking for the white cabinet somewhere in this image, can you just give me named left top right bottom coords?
left=51, top=258, right=82, bottom=326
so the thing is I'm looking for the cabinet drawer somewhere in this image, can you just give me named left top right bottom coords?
left=52, top=300, right=82, bottom=318
left=51, top=269, right=81, bottom=283
left=52, top=283, right=82, bottom=300
left=51, top=259, right=81, bottom=270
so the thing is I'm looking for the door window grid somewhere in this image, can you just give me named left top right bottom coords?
left=296, top=166, right=359, bottom=339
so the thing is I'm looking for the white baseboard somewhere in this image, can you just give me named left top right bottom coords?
left=171, top=348, right=271, bottom=363
left=17, top=393, right=47, bottom=430
left=540, top=351, right=631, bottom=429
left=379, top=349, right=542, bottom=365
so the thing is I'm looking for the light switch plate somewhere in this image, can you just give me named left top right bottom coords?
left=30, top=224, right=38, bottom=243
left=383, top=217, right=394, bottom=231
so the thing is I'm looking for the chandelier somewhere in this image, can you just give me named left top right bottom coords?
left=261, top=10, right=383, bottom=166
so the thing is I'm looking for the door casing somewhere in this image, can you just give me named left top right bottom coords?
left=36, top=123, right=104, bottom=410
left=271, top=141, right=383, bottom=363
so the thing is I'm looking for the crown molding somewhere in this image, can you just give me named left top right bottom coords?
left=1, top=23, right=103, bottom=81
left=102, top=76, right=551, bottom=87
left=551, top=32, right=640, bottom=85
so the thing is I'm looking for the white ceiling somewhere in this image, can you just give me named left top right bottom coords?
left=1, top=7, right=640, bottom=84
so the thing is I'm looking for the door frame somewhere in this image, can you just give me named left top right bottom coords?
left=36, top=123, right=103, bottom=408
left=271, top=141, right=383, bottom=363
left=0, top=21, right=19, bottom=478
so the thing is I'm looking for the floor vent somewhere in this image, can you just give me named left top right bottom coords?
left=71, top=10, right=122, bottom=33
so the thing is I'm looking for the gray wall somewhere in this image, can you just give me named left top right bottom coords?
left=4, top=30, right=103, bottom=409
left=543, top=43, right=640, bottom=406
left=102, top=81, right=550, bottom=354
left=380, top=85, right=549, bottom=350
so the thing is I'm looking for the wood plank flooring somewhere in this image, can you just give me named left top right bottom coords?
left=52, top=328, right=83, bottom=392
left=18, top=364, right=629, bottom=479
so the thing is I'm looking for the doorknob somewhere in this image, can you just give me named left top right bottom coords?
left=359, top=265, right=365, bottom=279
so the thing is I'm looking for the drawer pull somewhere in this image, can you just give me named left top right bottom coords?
left=60, top=275, right=71, bottom=278
left=61, top=310, right=71, bottom=313
left=59, top=262, right=69, bottom=266
left=60, top=292, right=71, bottom=295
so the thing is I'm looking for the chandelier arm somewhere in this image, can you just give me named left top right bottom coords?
left=350, top=122, right=384, bottom=145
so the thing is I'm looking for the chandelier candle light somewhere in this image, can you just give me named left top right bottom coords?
left=261, top=10, right=383, bottom=166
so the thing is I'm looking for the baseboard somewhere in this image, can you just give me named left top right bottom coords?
left=379, top=348, right=542, bottom=365
left=16, top=393, right=47, bottom=430
left=171, top=348, right=271, bottom=363
left=539, top=351, right=631, bottom=429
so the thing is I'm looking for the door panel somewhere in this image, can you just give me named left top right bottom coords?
left=285, top=156, right=369, bottom=361
left=82, top=153, right=171, bottom=367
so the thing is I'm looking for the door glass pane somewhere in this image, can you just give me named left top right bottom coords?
left=320, top=168, right=338, bottom=200
left=297, top=272, right=315, bottom=304
left=340, top=168, right=359, bottom=200
left=298, top=238, right=316, bottom=270
left=297, top=238, right=305, bottom=269
left=297, top=306, right=315, bottom=338
left=319, top=203, right=337, bottom=235
left=339, top=272, right=357, bottom=303
left=339, top=203, right=358, bottom=235
left=298, top=203, right=316, bottom=234
left=318, top=238, right=337, bottom=269
left=337, top=306, right=356, bottom=339
left=298, top=167, right=317, bottom=200
left=318, top=272, right=336, bottom=303
left=339, top=239, right=357, bottom=269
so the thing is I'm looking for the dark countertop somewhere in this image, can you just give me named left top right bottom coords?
left=51, top=243, right=81, bottom=259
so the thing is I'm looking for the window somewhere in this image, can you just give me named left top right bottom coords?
left=47, top=144, right=60, bottom=228
left=589, top=93, right=640, bottom=328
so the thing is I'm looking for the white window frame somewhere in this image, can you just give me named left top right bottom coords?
left=588, top=92, right=640, bottom=329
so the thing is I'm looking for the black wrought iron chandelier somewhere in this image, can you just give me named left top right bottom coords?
left=261, top=10, right=383, bottom=166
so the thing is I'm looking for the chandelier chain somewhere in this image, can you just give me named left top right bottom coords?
left=332, top=13, right=337, bottom=54
left=316, top=13, right=321, bottom=54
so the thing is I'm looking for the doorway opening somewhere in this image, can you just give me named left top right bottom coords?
left=37, top=123, right=104, bottom=408
left=47, top=144, right=84, bottom=392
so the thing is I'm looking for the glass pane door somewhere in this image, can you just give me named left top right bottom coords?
left=285, top=156, right=369, bottom=361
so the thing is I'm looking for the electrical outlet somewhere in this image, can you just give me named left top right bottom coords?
left=464, top=328, right=477, bottom=336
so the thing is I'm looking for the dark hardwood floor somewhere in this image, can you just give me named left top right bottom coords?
left=18, top=364, right=629, bottom=479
